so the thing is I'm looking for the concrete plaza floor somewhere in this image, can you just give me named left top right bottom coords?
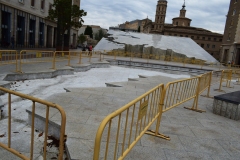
left=0, top=54, right=240, bottom=160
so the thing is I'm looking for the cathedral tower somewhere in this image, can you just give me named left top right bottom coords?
left=154, top=0, right=167, bottom=33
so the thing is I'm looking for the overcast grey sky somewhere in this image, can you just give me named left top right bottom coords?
left=80, top=0, right=230, bottom=34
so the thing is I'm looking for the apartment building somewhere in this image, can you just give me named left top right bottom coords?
left=220, top=0, right=240, bottom=64
left=0, top=0, right=80, bottom=48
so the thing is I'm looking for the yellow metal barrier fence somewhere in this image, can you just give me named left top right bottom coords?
left=161, top=77, right=199, bottom=112
left=234, top=70, right=240, bottom=85
left=52, top=51, right=93, bottom=69
left=0, top=50, right=18, bottom=72
left=19, top=50, right=54, bottom=72
left=184, top=72, right=212, bottom=112
left=0, top=87, right=66, bottom=160
left=218, top=70, right=232, bottom=91
left=93, top=84, right=165, bottom=160
left=103, top=50, right=211, bottom=69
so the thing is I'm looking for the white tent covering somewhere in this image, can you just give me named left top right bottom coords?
left=95, top=30, right=218, bottom=63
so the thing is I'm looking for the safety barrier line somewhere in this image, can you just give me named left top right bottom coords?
left=0, top=87, right=66, bottom=160
left=0, top=50, right=18, bottom=72
left=235, top=70, right=240, bottom=85
left=217, top=70, right=232, bottom=91
left=184, top=72, right=212, bottom=112
left=19, top=50, right=54, bottom=72
left=93, top=84, right=165, bottom=160
left=162, top=77, right=199, bottom=112
left=53, top=51, right=93, bottom=69
left=103, top=50, right=213, bottom=69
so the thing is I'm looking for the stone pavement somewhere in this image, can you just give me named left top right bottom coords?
left=27, top=73, right=240, bottom=160
left=0, top=54, right=240, bottom=159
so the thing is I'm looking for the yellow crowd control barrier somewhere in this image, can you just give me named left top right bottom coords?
left=218, top=70, right=232, bottom=91
left=184, top=72, right=212, bottom=112
left=19, top=50, right=54, bottom=72
left=234, top=70, right=240, bottom=85
left=161, top=77, right=199, bottom=112
left=0, top=50, right=18, bottom=72
left=0, top=87, right=66, bottom=160
left=94, top=71, right=214, bottom=159
left=94, top=84, right=165, bottom=160
left=52, top=51, right=93, bottom=69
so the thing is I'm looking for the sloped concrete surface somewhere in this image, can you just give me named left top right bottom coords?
left=26, top=74, right=240, bottom=160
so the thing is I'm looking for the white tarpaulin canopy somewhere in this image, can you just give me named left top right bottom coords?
left=95, top=30, right=218, bottom=63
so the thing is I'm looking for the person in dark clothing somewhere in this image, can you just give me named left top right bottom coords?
left=88, top=45, right=92, bottom=56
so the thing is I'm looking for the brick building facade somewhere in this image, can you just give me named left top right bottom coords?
left=220, top=0, right=240, bottom=65
left=0, top=0, right=80, bottom=49
left=142, top=0, right=223, bottom=61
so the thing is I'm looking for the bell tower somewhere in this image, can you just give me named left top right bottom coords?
left=180, top=0, right=186, bottom=17
left=154, top=0, right=167, bottom=33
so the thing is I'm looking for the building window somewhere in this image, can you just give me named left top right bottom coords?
left=202, top=37, right=205, bottom=40
left=169, top=33, right=172, bottom=36
left=180, top=35, right=183, bottom=37
left=231, top=19, right=234, bottom=26
left=191, top=36, right=194, bottom=39
left=185, top=35, right=188, bottom=37
left=208, top=37, right=211, bottom=40
left=201, top=44, right=204, bottom=48
left=176, top=22, right=178, bottom=26
left=41, top=0, right=45, bottom=10
left=31, top=0, right=35, bottom=6
left=197, top=36, right=200, bottom=39
left=233, top=9, right=236, bottom=15
left=235, top=0, right=238, bottom=2
left=174, top=34, right=177, bottom=36
left=212, top=45, right=215, bottom=48
left=219, top=39, right=222, bottom=42
left=207, top=44, right=210, bottom=48
left=214, top=38, right=216, bottom=41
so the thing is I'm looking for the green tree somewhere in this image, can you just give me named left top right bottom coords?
left=95, top=29, right=105, bottom=41
left=84, top=26, right=93, bottom=38
left=138, top=26, right=140, bottom=32
left=78, top=33, right=86, bottom=44
left=47, top=0, right=87, bottom=51
left=94, top=33, right=99, bottom=41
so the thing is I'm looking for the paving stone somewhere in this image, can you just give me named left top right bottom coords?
left=217, top=140, right=240, bottom=157
left=125, top=146, right=167, bottom=160
left=178, top=136, right=229, bottom=156
left=140, top=134, right=185, bottom=151
left=159, top=123, right=196, bottom=137
left=189, top=126, right=230, bottom=141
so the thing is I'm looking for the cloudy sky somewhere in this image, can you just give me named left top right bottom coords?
left=80, top=0, right=230, bottom=34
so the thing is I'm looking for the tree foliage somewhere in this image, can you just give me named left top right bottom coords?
left=95, top=29, right=106, bottom=41
left=78, top=33, right=86, bottom=44
left=84, top=26, right=93, bottom=38
left=47, top=0, right=87, bottom=50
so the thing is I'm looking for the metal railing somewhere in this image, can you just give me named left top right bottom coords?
left=93, top=84, right=164, bottom=160
left=52, top=51, right=95, bottom=69
left=93, top=71, right=214, bottom=159
left=218, top=70, right=232, bottom=91
left=0, top=87, right=66, bottom=160
left=161, top=77, right=199, bottom=113
left=102, top=50, right=224, bottom=69
left=19, top=50, right=54, bottom=72
left=235, top=70, right=240, bottom=85
left=0, top=50, right=18, bottom=72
